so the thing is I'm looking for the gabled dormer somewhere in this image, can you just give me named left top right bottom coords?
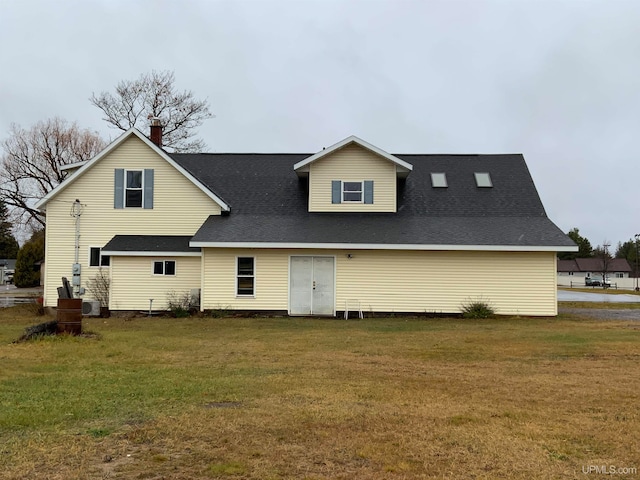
left=294, top=136, right=412, bottom=213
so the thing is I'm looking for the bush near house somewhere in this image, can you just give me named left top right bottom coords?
left=460, top=298, right=496, bottom=318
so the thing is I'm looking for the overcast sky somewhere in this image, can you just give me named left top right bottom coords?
left=1, top=0, right=638, bottom=249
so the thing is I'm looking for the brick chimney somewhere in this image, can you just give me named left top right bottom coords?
left=149, top=117, right=162, bottom=147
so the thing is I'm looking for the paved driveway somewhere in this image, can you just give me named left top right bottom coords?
left=557, top=290, right=640, bottom=303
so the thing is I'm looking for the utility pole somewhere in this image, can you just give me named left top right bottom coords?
left=602, top=242, right=611, bottom=289
left=635, top=234, right=640, bottom=291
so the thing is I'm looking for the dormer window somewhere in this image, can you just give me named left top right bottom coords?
left=474, top=172, right=493, bottom=188
left=431, top=173, right=447, bottom=188
left=343, top=182, right=363, bottom=202
left=331, top=180, right=374, bottom=205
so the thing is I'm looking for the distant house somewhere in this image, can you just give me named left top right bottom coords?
left=557, top=258, right=632, bottom=280
left=0, top=259, right=16, bottom=285
left=35, top=127, right=576, bottom=316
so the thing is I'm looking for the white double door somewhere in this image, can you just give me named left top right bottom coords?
left=289, top=256, right=335, bottom=315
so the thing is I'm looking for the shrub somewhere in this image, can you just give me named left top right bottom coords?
left=166, top=290, right=199, bottom=318
left=86, top=268, right=110, bottom=308
left=460, top=298, right=495, bottom=319
left=24, top=295, right=45, bottom=316
left=207, top=305, right=232, bottom=318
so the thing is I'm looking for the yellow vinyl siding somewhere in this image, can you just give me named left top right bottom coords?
left=201, top=249, right=557, bottom=316
left=308, top=144, right=397, bottom=212
left=337, top=250, right=557, bottom=316
left=109, top=256, right=201, bottom=310
left=42, top=135, right=220, bottom=306
left=202, top=249, right=289, bottom=311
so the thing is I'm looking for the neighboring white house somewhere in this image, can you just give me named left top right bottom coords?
left=557, top=258, right=632, bottom=280
left=557, top=258, right=636, bottom=289
left=36, top=126, right=577, bottom=316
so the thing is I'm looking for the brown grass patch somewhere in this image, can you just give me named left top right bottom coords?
left=1, top=311, right=640, bottom=479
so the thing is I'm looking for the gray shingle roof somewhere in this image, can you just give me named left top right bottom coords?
left=168, top=152, right=575, bottom=248
left=102, top=235, right=200, bottom=254
left=558, top=258, right=632, bottom=272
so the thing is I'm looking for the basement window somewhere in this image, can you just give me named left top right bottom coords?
left=153, top=260, right=176, bottom=276
left=431, top=173, right=447, bottom=187
left=474, top=172, right=493, bottom=187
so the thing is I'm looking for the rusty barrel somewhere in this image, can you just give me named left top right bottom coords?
left=57, top=298, right=82, bottom=335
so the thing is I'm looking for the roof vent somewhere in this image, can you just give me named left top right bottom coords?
left=474, top=172, right=492, bottom=188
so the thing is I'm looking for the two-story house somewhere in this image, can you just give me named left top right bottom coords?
left=36, top=127, right=576, bottom=316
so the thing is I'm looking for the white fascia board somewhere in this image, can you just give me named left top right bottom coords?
left=60, top=161, right=88, bottom=171
left=293, top=135, right=413, bottom=173
left=189, top=241, right=579, bottom=252
left=34, top=128, right=230, bottom=212
left=101, top=251, right=201, bottom=257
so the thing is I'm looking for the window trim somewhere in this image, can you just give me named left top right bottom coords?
left=342, top=181, right=363, bottom=203
left=152, top=260, right=176, bottom=276
left=88, top=246, right=110, bottom=268
left=125, top=169, right=144, bottom=208
left=236, top=256, right=255, bottom=297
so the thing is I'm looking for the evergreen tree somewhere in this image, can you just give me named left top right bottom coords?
left=615, top=239, right=639, bottom=276
left=0, top=200, right=19, bottom=258
left=14, top=229, right=44, bottom=288
left=558, top=228, right=593, bottom=260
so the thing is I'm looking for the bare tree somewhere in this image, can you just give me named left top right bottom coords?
left=0, top=118, right=106, bottom=228
left=90, top=70, right=213, bottom=152
left=595, top=241, right=612, bottom=288
left=86, top=267, right=110, bottom=308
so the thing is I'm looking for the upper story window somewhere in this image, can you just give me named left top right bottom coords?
left=474, top=172, right=493, bottom=188
left=343, top=182, right=363, bottom=203
left=431, top=173, right=448, bottom=187
left=126, top=170, right=143, bottom=207
left=114, top=169, right=154, bottom=209
left=332, top=180, right=374, bottom=204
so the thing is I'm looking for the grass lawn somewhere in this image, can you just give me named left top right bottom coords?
left=2, top=307, right=640, bottom=479
left=558, top=301, right=640, bottom=310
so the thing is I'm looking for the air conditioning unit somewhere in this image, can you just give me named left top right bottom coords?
left=82, top=300, right=101, bottom=316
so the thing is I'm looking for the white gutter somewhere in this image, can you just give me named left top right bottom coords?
left=188, top=241, right=578, bottom=252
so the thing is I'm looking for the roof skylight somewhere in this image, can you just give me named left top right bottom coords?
left=474, top=172, right=493, bottom=188
left=431, top=173, right=447, bottom=188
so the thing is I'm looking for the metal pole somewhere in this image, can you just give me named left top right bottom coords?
left=71, top=199, right=82, bottom=297
left=635, top=234, right=639, bottom=291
